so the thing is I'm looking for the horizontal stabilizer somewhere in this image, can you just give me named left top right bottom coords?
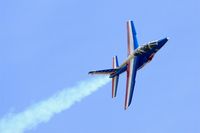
left=112, top=75, right=119, bottom=98
left=88, top=69, right=116, bottom=75
left=112, top=56, right=119, bottom=98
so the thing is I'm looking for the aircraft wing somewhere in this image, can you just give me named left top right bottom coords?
left=124, top=57, right=138, bottom=109
left=124, top=20, right=139, bottom=109
left=127, top=20, right=138, bottom=55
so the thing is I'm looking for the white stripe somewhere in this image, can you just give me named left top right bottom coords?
left=128, top=21, right=134, bottom=53
left=126, top=59, right=134, bottom=108
left=114, top=56, right=116, bottom=68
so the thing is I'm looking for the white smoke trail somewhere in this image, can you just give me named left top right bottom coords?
left=0, top=76, right=110, bottom=133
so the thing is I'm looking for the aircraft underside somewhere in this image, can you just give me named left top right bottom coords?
left=89, top=20, right=168, bottom=109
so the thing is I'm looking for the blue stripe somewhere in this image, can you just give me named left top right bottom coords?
left=115, top=56, right=119, bottom=67
left=130, top=20, right=139, bottom=50
left=130, top=20, right=137, bottom=35
left=114, top=76, right=119, bottom=97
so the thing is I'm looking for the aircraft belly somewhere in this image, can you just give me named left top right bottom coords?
left=109, top=65, right=127, bottom=78
left=137, top=52, right=155, bottom=70
left=116, top=65, right=127, bottom=75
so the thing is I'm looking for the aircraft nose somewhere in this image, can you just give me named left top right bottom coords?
left=159, top=37, right=169, bottom=44
left=158, top=37, right=169, bottom=48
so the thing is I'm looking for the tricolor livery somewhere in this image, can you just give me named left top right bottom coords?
left=89, top=20, right=169, bottom=109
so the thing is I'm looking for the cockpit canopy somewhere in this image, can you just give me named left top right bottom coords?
left=148, top=40, right=158, bottom=45
left=134, top=40, right=158, bottom=56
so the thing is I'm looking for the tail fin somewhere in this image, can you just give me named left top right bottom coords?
left=112, top=56, right=119, bottom=98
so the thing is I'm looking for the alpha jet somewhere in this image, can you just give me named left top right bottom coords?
left=89, top=20, right=169, bottom=109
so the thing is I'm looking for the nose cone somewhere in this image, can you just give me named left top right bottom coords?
left=158, top=37, right=169, bottom=48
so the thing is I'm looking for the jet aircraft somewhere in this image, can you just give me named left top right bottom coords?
left=89, top=20, right=169, bottom=109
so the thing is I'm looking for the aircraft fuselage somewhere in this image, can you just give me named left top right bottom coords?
left=110, top=37, right=168, bottom=78
left=88, top=20, right=169, bottom=109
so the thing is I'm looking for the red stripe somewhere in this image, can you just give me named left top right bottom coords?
left=112, top=78, right=114, bottom=98
left=112, top=57, right=114, bottom=68
left=127, top=21, right=130, bottom=56
left=112, top=57, right=115, bottom=98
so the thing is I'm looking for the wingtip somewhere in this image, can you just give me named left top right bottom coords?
left=112, top=95, right=117, bottom=98
left=124, top=106, right=128, bottom=110
left=88, top=71, right=94, bottom=75
left=127, top=19, right=134, bottom=22
left=124, top=103, right=129, bottom=110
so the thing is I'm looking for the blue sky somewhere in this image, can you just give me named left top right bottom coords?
left=0, top=0, right=200, bottom=132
